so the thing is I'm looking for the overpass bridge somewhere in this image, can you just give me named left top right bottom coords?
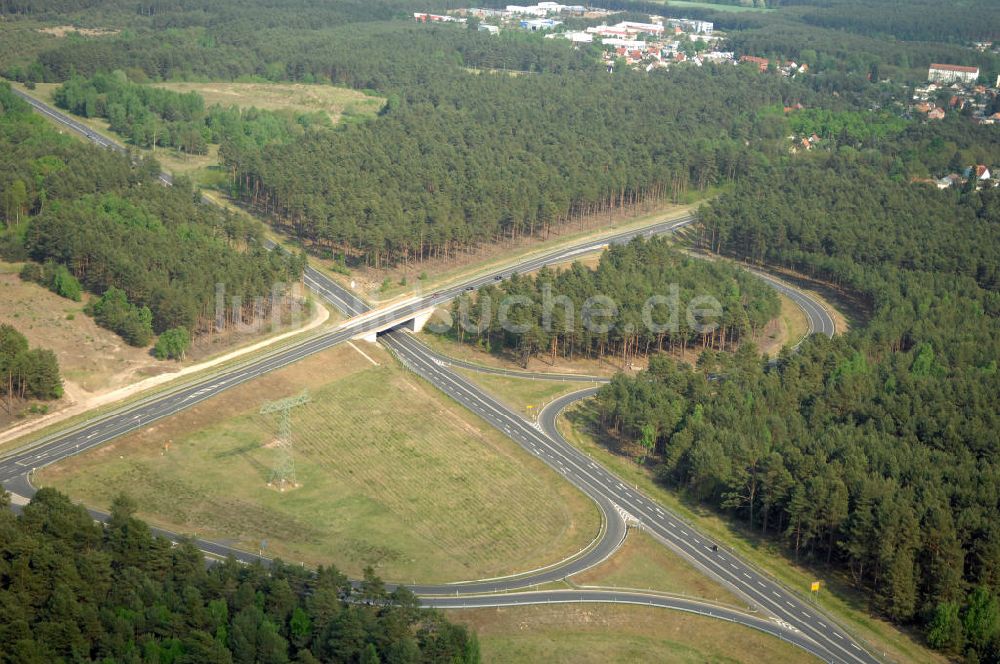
left=349, top=301, right=438, bottom=343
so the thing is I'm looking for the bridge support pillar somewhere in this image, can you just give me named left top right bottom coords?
left=354, top=330, right=379, bottom=344
left=407, top=309, right=434, bottom=333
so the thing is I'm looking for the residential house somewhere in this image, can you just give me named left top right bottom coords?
left=740, top=55, right=769, bottom=72
left=964, top=165, right=992, bottom=181
left=937, top=173, right=964, bottom=189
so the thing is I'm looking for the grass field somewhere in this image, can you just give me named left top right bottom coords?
left=152, top=81, right=384, bottom=125
left=36, top=343, right=600, bottom=583
left=556, top=401, right=947, bottom=664
left=451, top=604, right=818, bottom=664
left=454, top=369, right=596, bottom=420
left=571, top=528, right=743, bottom=607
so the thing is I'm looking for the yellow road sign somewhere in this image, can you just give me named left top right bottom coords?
left=811, top=581, right=821, bottom=592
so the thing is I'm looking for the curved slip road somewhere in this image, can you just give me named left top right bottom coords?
left=302, top=261, right=868, bottom=664
left=379, top=332, right=875, bottom=664
left=6, top=89, right=872, bottom=663
left=423, top=589, right=833, bottom=662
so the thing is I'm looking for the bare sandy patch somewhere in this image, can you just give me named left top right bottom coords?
left=37, top=26, right=119, bottom=38
left=0, top=273, right=329, bottom=444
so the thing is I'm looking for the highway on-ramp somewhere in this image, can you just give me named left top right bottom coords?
left=423, top=590, right=833, bottom=662
left=4, top=88, right=872, bottom=664
left=286, top=258, right=872, bottom=664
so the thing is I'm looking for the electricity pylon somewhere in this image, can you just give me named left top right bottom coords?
left=260, top=391, right=311, bottom=491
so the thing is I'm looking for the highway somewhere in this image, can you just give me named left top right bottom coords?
left=377, top=335, right=875, bottom=664
left=422, top=590, right=833, bottom=662
left=4, top=88, right=871, bottom=664
left=286, top=261, right=872, bottom=664
left=0, top=212, right=696, bottom=488
left=11, top=87, right=174, bottom=186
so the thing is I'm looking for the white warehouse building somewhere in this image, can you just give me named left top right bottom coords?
left=928, top=63, right=980, bottom=84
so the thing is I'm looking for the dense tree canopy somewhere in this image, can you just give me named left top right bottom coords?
left=0, top=488, right=479, bottom=663
left=596, top=142, right=1000, bottom=658
left=0, top=82, right=305, bottom=344
left=439, top=238, right=779, bottom=366
left=0, top=324, right=62, bottom=410
left=226, top=64, right=801, bottom=268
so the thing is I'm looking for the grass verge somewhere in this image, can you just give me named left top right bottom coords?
left=454, top=369, right=598, bottom=420
left=756, top=293, right=809, bottom=357
left=570, top=528, right=742, bottom=607
left=35, top=343, right=600, bottom=584
left=451, top=603, right=818, bottom=664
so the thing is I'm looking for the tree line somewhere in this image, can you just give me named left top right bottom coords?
left=0, top=488, right=480, bottom=663
left=438, top=238, right=779, bottom=367
left=595, top=145, right=1000, bottom=658
left=224, top=63, right=803, bottom=268
left=53, top=72, right=331, bottom=155
left=788, top=0, right=1000, bottom=44
left=0, top=82, right=306, bottom=348
left=724, top=12, right=1000, bottom=86
left=0, top=324, right=62, bottom=413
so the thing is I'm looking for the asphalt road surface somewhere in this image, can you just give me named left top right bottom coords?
left=283, top=258, right=871, bottom=664
left=11, top=87, right=174, bottom=186
left=422, top=590, right=834, bottom=662
left=5, top=89, right=873, bottom=664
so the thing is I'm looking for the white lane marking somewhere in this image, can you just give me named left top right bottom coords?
left=833, top=633, right=843, bottom=640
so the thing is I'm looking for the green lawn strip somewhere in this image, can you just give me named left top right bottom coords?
left=451, top=603, right=819, bottom=664
left=454, top=369, right=597, bottom=419
left=570, top=527, right=744, bottom=608
left=781, top=292, right=810, bottom=347
left=36, top=350, right=601, bottom=584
